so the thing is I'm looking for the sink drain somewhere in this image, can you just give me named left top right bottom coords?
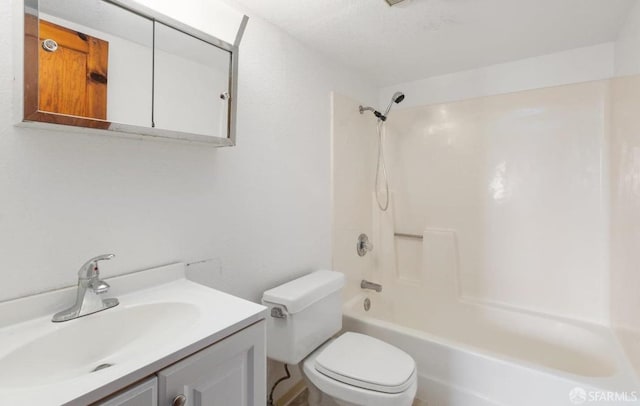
left=91, top=363, right=114, bottom=372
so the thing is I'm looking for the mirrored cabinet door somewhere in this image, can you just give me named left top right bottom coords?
left=23, top=0, right=247, bottom=145
left=153, top=22, right=232, bottom=139
left=27, top=0, right=154, bottom=129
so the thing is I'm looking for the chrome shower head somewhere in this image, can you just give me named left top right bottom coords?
left=383, top=91, right=405, bottom=117
left=392, top=91, right=405, bottom=103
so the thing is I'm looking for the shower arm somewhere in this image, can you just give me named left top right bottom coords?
left=359, top=105, right=387, bottom=121
left=359, top=92, right=404, bottom=122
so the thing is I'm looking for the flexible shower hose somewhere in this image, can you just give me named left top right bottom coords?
left=375, top=120, right=390, bottom=211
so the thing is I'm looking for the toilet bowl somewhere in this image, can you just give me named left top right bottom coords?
left=262, top=271, right=418, bottom=406
left=302, top=332, right=417, bottom=406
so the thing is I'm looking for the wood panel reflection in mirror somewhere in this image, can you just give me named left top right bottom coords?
left=24, top=15, right=111, bottom=129
left=38, top=19, right=109, bottom=120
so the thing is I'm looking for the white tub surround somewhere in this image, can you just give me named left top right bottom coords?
left=0, top=263, right=266, bottom=405
left=610, top=73, right=640, bottom=379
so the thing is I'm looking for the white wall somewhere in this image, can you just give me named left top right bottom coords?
left=379, top=43, right=615, bottom=108
left=615, top=0, right=640, bottom=77
left=0, top=0, right=376, bottom=304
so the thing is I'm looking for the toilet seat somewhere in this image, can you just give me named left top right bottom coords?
left=302, top=333, right=417, bottom=406
left=314, top=332, right=415, bottom=393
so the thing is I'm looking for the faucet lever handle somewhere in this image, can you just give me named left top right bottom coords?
left=78, top=254, right=115, bottom=278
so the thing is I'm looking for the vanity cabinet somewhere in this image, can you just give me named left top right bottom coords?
left=92, top=321, right=266, bottom=406
left=95, top=377, right=158, bottom=406
left=158, top=320, right=265, bottom=406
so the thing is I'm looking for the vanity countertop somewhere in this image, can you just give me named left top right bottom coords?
left=0, top=263, right=266, bottom=405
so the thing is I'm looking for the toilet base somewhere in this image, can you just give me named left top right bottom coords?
left=303, top=372, right=356, bottom=406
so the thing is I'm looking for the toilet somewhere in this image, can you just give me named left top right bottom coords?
left=262, top=270, right=417, bottom=406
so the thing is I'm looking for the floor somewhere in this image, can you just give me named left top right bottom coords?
left=287, top=389, right=308, bottom=406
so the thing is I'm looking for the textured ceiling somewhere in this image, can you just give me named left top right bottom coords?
left=230, top=0, right=637, bottom=85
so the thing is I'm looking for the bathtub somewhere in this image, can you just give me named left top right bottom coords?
left=342, top=292, right=640, bottom=406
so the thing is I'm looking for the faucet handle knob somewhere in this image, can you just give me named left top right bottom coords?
left=78, top=254, right=115, bottom=278
left=357, top=234, right=373, bottom=257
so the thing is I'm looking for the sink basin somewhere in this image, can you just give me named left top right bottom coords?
left=0, top=302, right=199, bottom=388
left=0, top=264, right=267, bottom=406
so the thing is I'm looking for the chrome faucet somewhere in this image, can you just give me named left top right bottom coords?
left=361, top=279, right=382, bottom=293
left=52, top=254, right=119, bottom=322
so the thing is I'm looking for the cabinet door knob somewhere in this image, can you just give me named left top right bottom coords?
left=172, top=394, right=187, bottom=406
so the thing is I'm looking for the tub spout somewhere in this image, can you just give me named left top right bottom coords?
left=361, top=280, right=382, bottom=292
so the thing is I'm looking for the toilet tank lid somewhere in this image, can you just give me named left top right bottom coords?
left=262, top=270, right=345, bottom=314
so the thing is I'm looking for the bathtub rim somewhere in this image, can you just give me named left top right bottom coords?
left=342, top=293, right=639, bottom=391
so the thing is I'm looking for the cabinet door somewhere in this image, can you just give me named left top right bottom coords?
left=158, top=320, right=266, bottom=406
left=95, top=377, right=157, bottom=406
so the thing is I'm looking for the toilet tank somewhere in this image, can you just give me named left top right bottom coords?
left=262, top=270, right=345, bottom=364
